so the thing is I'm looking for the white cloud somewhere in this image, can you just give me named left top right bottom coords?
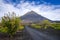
left=0, top=0, right=60, bottom=21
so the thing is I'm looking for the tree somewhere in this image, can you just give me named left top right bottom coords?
left=1, top=12, right=21, bottom=40
left=41, top=20, right=52, bottom=29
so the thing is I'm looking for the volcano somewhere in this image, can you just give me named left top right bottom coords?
left=20, top=11, right=51, bottom=23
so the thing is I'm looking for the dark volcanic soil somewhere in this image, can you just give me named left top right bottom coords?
left=0, top=30, right=32, bottom=40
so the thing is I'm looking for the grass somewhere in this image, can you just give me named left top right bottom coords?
left=30, top=23, right=60, bottom=30
left=51, top=23, right=60, bottom=29
left=31, top=24, right=41, bottom=29
left=19, top=25, right=24, bottom=30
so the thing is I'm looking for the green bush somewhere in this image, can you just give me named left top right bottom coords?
left=0, top=12, right=21, bottom=37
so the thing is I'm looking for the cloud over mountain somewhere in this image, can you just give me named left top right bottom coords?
left=0, top=0, right=60, bottom=21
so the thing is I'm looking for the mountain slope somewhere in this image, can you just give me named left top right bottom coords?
left=20, top=11, right=51, bottom=23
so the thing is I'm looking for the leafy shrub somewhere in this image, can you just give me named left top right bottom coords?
left=0, top=12, right=21, bottom=37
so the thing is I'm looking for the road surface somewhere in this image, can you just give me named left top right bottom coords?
left=25, top=26, right=60, bottom=40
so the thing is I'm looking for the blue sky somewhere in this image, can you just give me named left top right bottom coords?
left=0, top=0, right=60, bottom=21
left=3, top=0, right=60, bottom=5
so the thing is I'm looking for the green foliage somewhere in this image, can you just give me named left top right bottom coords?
left=31, top=20, right=60, bottom=30
left=41, top=20, right=60, bottom=30
left=31, top=24, right=41, bottom=29
left=41, top=20, right=52, bottom=29
left=0, top=27, right=8, bottom=33
left=31, top=20, right=54, bottom=29
left=0, top=12, right=21, bottom=37
left=52, top=23, right=60, bottom=29
left=18, top=25, right=24, bottom=31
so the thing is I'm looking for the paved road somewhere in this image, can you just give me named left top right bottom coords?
left=25, top=26, right=60, bottom=40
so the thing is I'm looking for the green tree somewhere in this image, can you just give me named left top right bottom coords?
left=41, top=20, right=52, bottom=29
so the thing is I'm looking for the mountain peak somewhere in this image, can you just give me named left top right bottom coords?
left=26, top=11, right=37, bottom=14
left=21, top=11, right=51, bottom=22
left=25, top=11, right=39, bottom=16
left=29, top=11, right=36, bottom=13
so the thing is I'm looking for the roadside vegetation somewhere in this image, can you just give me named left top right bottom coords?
left=30, top=20, right=60, bottom=30
left=0, top=12, right=24, bottom=39
left=0, top=12, right=60, bottom=40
